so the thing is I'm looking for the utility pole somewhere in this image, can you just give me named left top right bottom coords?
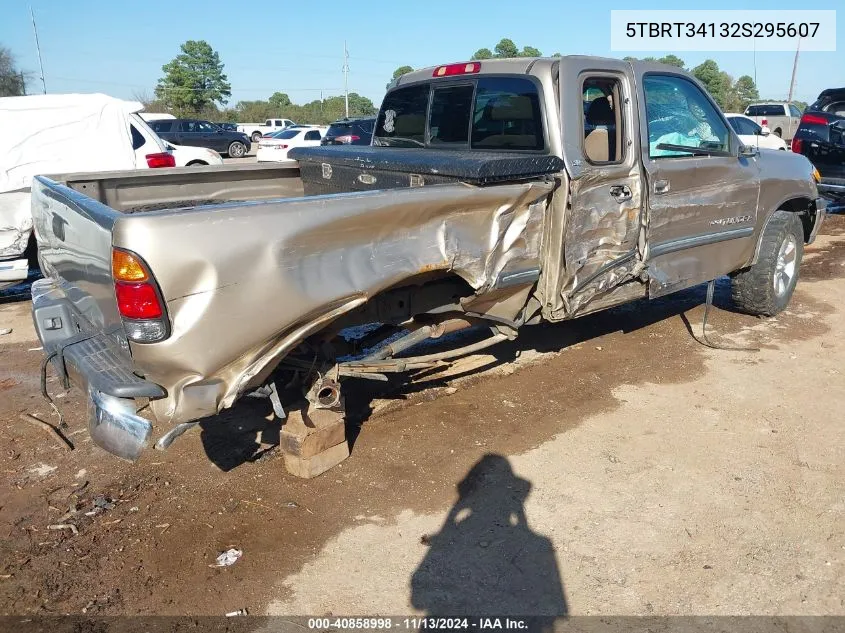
left=342, top=41, right=349, bottom=118
left=30, top=6, right=46, bottom=94
left=787, top=38, right=800, bottom=103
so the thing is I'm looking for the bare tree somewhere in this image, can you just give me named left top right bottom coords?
left=0, top=46, right=27, bottom=97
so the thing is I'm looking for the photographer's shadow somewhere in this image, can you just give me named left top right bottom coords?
left=411, top=454, right=567, bottom=617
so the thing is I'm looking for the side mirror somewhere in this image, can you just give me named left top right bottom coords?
left=759, top=125, right=771, bottom=136
left=739, top=144, right=758, bottom=158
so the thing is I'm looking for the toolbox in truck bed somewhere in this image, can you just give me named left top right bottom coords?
left=289, top=146, right=564, bottom=195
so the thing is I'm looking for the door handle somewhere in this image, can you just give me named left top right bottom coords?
left=609, top=185, right=632, bottom=202
left=653, top=179, right=670, bottom=194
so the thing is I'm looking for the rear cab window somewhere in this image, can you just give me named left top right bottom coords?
left=374, top=76, right=545, bottom=151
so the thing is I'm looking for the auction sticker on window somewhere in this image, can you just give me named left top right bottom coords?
left=611, top=10, right=836, bottom=52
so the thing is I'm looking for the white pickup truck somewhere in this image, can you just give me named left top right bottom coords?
left=744, top=102, right=803, bottom=141
left=237, top=118, right=296, bottom=143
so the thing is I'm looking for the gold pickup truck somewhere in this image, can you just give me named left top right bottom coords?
left=30, top=57, right=824, bottom=477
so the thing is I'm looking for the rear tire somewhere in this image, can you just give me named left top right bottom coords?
left=227, top=141, right=246, bottom=158
left=251, top=132, right=262, bottom=143
left=774, top=128, right=782, bottom=138
left=731, top=210, right=803, bottom=316
left=186, top=160, right=208, bottom=166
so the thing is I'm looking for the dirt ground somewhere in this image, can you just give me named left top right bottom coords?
left=0, top=216, right=843, bottom=617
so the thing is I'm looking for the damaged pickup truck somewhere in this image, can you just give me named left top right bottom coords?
left=30, top=57, right=825, bottom=477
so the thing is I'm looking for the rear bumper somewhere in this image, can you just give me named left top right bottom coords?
left=31, top=278, right=165, bottom=461
left=818, top=178, right=845, bottom=201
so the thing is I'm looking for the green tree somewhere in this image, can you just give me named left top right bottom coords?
left=155, top=40, right=231, bottom=115
left=392, top=65, right=414, bottom=80
left=521, top=46, right=542, bottom=57
left=387, top=65, right=414, bottom=88
left=692, top=59, right=732, bottom=109
left=732, top=75, right=759, bottom=110
left=624, top=55, right=686, bottom=69
left=658, top=54, right=685, bottom=68
left=494, top=38, right=520, bottom=58
left=0, top=46, right=26, bottom=97
left=550, top=52, right=562, bottom=58
left=269, top=92, right=291, bottom=108
left=471, top=48, right=493, bottom=60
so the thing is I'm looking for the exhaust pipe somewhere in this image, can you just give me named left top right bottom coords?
left=88, top=390, right=152, bottom=462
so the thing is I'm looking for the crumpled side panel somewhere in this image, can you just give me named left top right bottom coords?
left=118, top=181, right=554, bottom=425
left=557, top=165, right=642, bottom=316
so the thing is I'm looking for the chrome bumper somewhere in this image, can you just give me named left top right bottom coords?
left=31, top=278, right=165, bottom=461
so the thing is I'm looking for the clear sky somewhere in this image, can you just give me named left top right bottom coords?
left=1, top=0, right=842, bottom=109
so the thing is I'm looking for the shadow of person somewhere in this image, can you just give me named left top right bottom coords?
left=411, top=454, right=567, bottom=619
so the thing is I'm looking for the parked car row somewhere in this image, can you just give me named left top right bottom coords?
left=148, top=118, right=251, bottom=158
left=791, top=87, right=845, bottom=208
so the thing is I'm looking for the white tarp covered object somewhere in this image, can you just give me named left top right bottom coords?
left=0, top=93, right=143, bottom=260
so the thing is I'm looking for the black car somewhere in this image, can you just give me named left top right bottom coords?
left=216, top=122, right=239, bottom=132
left=321, top=117, right=376, bottom=146
left=148, top=119, right=251, bottom=158
left=791, top=87, right=845, bottom=208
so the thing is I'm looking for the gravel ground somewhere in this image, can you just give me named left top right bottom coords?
left=0, top=215, right=843, bottom=617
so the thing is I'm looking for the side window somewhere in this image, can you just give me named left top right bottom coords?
left=429, top=84, right=473, bottom=145
left=151, top=120, right=171, bottom=133
left=130, top=125, right=145, bottom=150
left=789, top=104, right=802, bottom=117
left=643, top=75, right=731, bottom=158
left=581, top=76, right=623, bottom=164
left=304, top=130, right=321, bottom=141
left=180, top=121, right=196, bottom=133
left=826, top=101, right=845, bottom=117
left=374, top=83, right=429, bottom=146
left=471, top=77, right=543, bottom=150
left=729, top=117, right=758, bottom=136
left=196, top=121, right=214, bottom=132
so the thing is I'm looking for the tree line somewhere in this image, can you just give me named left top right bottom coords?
left=388, top=41, right=798, bottom=113
left=146, top=40, right=376, bottom=123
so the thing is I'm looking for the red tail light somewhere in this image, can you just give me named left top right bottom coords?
left=791, top=138, right=802, bottom=153
left=335, top=135, right=360, bottom=144
left=146, top=152, right=175, bottom=168
left=761, top=119, right=768, bottom=127
left=115, top=282, right=163, bottom=319
left=433, top=62, right=481, bottom=77
left=112, top=248, right=168, bottom=342
left=800, top=113, right=828, bottom=125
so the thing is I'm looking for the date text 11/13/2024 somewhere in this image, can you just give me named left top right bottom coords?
left=307, top=617, right=532, bottom=630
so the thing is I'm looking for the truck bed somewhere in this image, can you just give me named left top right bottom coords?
left=31, top=158, right=557, bottom=436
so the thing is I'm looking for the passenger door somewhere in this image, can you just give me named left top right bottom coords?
left=194, top=120, right=224, bottom=151
left=175, top=120, right=201, bottom=147
left=552, top=59, right=646, bottom=318
left=637, top=73, right=760, bottom=297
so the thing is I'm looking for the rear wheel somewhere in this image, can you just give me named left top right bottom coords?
left=227, top=141, right=246, bottom=158
left=251, top=131, right=262, bottom=143
left=731, top=210, right=803, bottom=316
left=774, top=127, right=782, bottom=138
left=186, top=160, right=208, bottom=167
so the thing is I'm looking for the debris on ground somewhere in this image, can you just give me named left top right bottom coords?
left=20, top=413, right=74, bottom=451
left=225, top=609, right=248, bottom=616
left=27, top=463, right=57, bottom=478
left=443, top=386, right=458, bottom=395
left=84, top=495, right=115, bottom=517
left=47, top=523, right=78, bottom=535
left=283, top=501, right=299, bottom=509
left=211, top=548, right=243, bottom=567
left=0, top=328, right=11, bottom=336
